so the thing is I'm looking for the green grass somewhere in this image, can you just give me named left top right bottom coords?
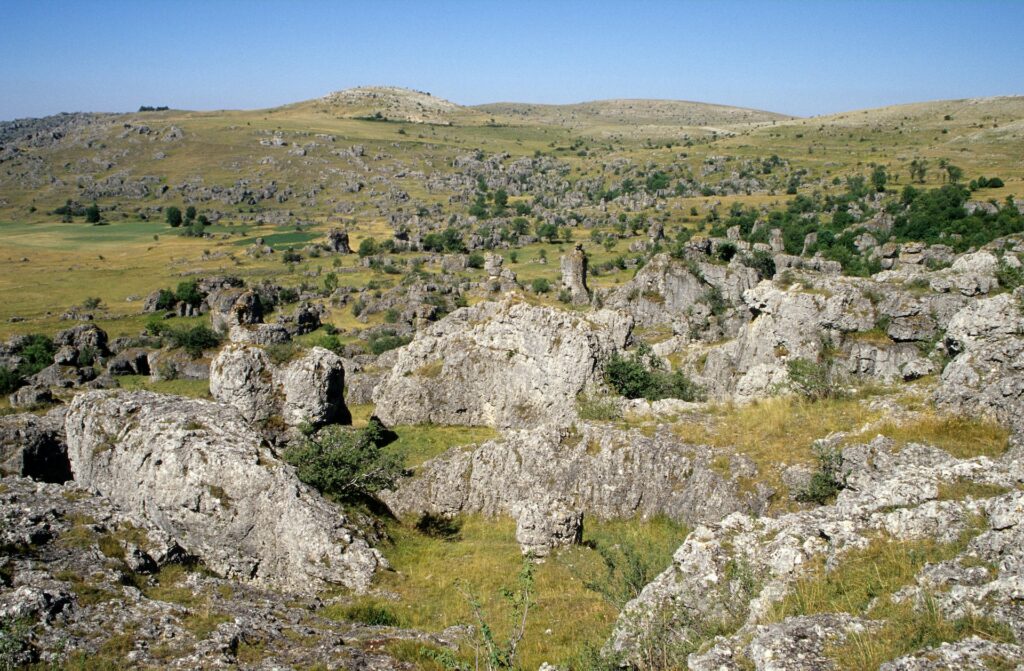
left=385, top=424, right=498, bottom=467
left=116, top=375, right=211, bottom=399
left=764, top=522, right=1014, bottom=670
left=337, top=514, right=688, bottom=670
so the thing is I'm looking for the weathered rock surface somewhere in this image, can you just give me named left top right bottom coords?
left=63, top=390, right=383, bottom=592
left=512, top=500, right=583, bottom=557
left=0, top=410, right=69, bottom=482
left=372, top=298, right=632, bottom=429
left=210, top=344, right=349, bottom=432
left=560, top=244, right=589, bottom=305
left=0, top=474, right=449, bottom=669
left=382, top=424, right=769, bottom=525
left=936, top=290, right=1024, bottom=434
left=608, top=435, right=1024, bottom=668
left=207, top=288, right=263, bottom=333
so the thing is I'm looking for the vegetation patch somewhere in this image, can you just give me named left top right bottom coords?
left=863, top=412, right=1010, bottom=459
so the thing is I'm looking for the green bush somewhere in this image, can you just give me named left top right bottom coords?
left=283, top=418, right=402, bottom=502
left=165, top=206, right=182, bottom=227
left=15, top=334, right=55, bottom=378
left=84, top=204, right=101, bottom=224
left=995, top=259, right=1024, bottom=290
left=530, top=277, right=551, bottom=294
left=467, top=252, right=485, bottom=269
left=0, top=366, right=24, bottom=394
left=174, top=279, right=203, bottom=307
left=604, top=344, right=705, bottom=402
left=154, top=288, right=177, bottom=310
left=786, top=358, right=842, bottom=401
left=796, top=444, right=846, bottom=504
left=742, top=249, right=777, bottom=280
left=165, top=325, right=221, bottom=358
left=368, top=331, right=411, bottom=356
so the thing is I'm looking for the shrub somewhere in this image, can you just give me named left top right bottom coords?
left=368, top=332, right=411, bottom=355
left=796, top=444, right=846, bottom=504
left=742, top=249, right=776, bottom=280
left=16, top=334, right=55, bottom=378
left=577, top=393, right=622, bottom=421
left=84, top=204, right=101, bottom=224
left=281, top=249, right=302, bottom=264
left=995, top=259, right=1024, bottom=290
left=716, top=242, right=737, bottom=262
left=174, top=279, right=203, bottom=307
left=0, top=366, right=24, bottom=394
left=165, top=325, right=221, bottom=358
left=786, top=357, right=842, bottom=401
left=530, top=277, right=551, bottom=294
left=467, top=252, right=485, bottom=269
left=358, top=238, right=379, bottom=258
left=604, top=344, right=705, bottom=402
left=154, top=288, right=177, bottom=310
left=283, top=418, right=402, bottom=502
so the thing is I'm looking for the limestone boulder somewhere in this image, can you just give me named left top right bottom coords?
left=64, top=390, right=384, bottom=592
left=372, top=298, right=631, bottom=429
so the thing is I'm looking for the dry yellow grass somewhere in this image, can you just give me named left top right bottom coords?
left=856, top=411, right=1010, bottom=459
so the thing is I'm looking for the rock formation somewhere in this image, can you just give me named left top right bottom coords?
left=63, top=390, right=383, bottom=592
left=560, top=244, right=589, bottom=305
left=372, top=298, right=631, bottom=429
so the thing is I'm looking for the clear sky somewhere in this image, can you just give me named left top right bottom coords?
left=2, top=0, right=1022, bottom=121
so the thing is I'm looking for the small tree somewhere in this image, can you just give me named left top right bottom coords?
left=165, top=206, right=183, bottom=227
left=283, top=418, right=402, bottom=502
left=84, top=204, right=101, bottom=224
left=184, top=206, right=197, bottom=222
left=871, top=165, right=888, bottom=192
left=358, top=238, right=379, bottom=258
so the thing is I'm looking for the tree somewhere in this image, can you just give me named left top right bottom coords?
left=283, top=418, right=402, bottom=502
left=165, top=206, right=182, bottom=227
left=184, top=206, right=197, bottom=222
left=357, top=238, right=379, bottom=257
left=909, top=158, right=928, bottom=184
left=84, top=204, right=101, bottom=224
left=946, top=164, right=964, bottom=185
left=871, top=165, right=888, bottom=192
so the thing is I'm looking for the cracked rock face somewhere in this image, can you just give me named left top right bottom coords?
left=936, top=290, right=1024, bottom=434
left=372, top=298, right=632, bottom=429
left=512, top=500, right=583, bottom=557
left=608, top=435, right=1024, bottom=668
left=382, top=423, right=769, bottom=526
left=210, top=344, right=349, bottom=433
left=63, top=390, right=383, bottom=593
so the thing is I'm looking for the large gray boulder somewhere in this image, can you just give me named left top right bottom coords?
left=936, top=291, right=1024, bottom=434
left=372, top=298, right=631, bottom=429
left=382, top=424, right=767, bottom=525
left=63, top=390, right=384, bottom=592
left=210, top=344, right=348, bottom=431
left=208, top=288, right=263, bottom=334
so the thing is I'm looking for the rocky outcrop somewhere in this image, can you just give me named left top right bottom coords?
left=0, top=474, right=446, bottom=669
left=559, top=244, right=589, bottom=305
left=63, top=390, right=384, bottom=592
left=371, top=298, right=631, bottom=429
left=608, top=435, right=1024, bottom=667
left=326, top=228, right=352, bottom=253
left=936, top=290, right=1024, bottom=434
left=604, top=253, right=759, bottom=336
left=207, top=288, right=263, bottom=333
left=382, top=424, right=768, bottom=525
left=227, top=322, right=292, bottom=346
left=512, top=500, right=582, bottom=557
left=210, top=344, right=348, bottom=432
left=0, top=410, right=69, bottom=482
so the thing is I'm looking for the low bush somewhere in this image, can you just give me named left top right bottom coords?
left=283, top=417, right=402, bottom=503
left=604, top=344, right=705, bottom=402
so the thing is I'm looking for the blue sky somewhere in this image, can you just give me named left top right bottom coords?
left=2, top=0, right=1022, bottom=120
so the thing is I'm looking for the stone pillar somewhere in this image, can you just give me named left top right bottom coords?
left=560, top=244, right=589, bottom=305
